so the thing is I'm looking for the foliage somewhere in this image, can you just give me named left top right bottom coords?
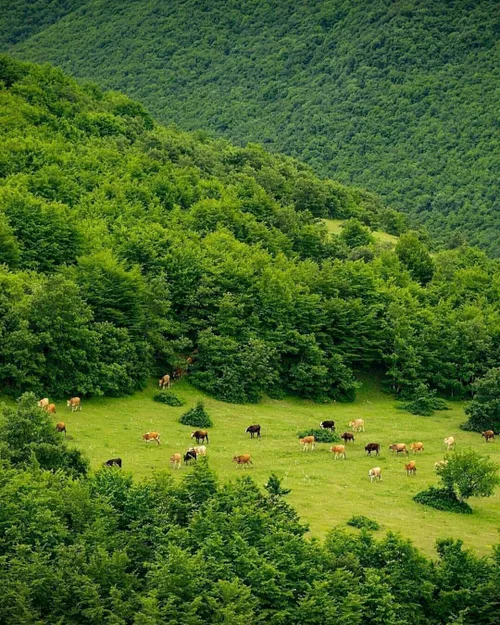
left=399, top=386, right=450, bottom=416
left=413, top=487, right=472, bottom=514
left=347, top=515, right=380, bottom=530
left=264, top=472, right=291, bottom=497
left=463, top=368, right=500, bottom=433
left=296, top=428, right=339, bottom=444
left=179, top=400, right=213, bottom=428
left=0, top=392, right=89, bottom=477
left=0, top=57, right=498, bottom=404
left=4, top=2, right=500, bottom=255
left=436, top=450, right=499, bottom=503
left=153, top=389, right=184, bottom=406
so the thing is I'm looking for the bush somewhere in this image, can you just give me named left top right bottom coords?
left=347, top=515, right=380, bottom=531
left=399, top=388, right=450, bottom=416
left=413, top=487, right=472, bottom=514
left=179, top=401, right=213, bottom=428
left=153, top=390, right=184, bottom=406
left=296, top=428, right=339, bottom=443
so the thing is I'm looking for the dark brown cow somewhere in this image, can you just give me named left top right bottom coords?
left=55, top=422, right=67, bottom=436
left=184, top=449, right=197, bottom=464
left=104, top=458, right=122, bottom=468
left=341, top=432, right=355, bottom=443
left=245, top=425, right=261, bottom=439
left=320, top=420, right=336, bottom=431
left=365, top=443, right=380, bottom=456
left=191, top=430, right=209, bottom=444
left=482, top=430, right=495, bottom=442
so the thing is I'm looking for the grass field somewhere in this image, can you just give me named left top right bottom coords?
left=41, top=377, right=500, bottom=557
left=323, top=218, right=399, bottom=245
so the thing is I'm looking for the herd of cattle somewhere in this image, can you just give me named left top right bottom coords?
left=38, top=397, right=496, bottom=479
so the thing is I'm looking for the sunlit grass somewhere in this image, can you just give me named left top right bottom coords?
left=323, top=218, right=399, bottom=245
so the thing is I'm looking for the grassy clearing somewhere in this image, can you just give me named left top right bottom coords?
left=323, top=218, right=399, bottom=245
left=36, top=376, right=500, bottom=557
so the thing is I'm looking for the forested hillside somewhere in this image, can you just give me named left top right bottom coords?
left=0, top=56, right=499, bottom=403
left=3, top=0, right=499, bottom=254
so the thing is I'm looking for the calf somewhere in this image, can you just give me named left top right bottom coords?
left=170, top=453, right=182, bottom=469
left=55, top=422, right=67, bottom=436
left=444, top=436, right=455, bottom=450
left=389, top=443, right=408, bottom=456
left=365, top=442, right=380, bottom=456
left=410, top=442, right=424, bottom=453
left=349, top=419, right=365, bottom=432
left=482, top=430, right=495, bottom=442
left=184, top=450, right=197, bottom=464
left=142, top=431, right=161, bottom=445
left=341, top=432, right=355, bottom=444
left=158, top=374, right=170, bottom=389
left=405, top=461, right=417, bottom=476
left=319, top=420, right=335, bottom=431
left=330, top=444, right=346, bottom=459
left=191, top=430, right=209, bottom=444
left=368, top=467, right=382, bottom=483
left=67, top=397, right=82, bottom=412
left=245, top=424, right=261, bottom=439
left=233, top=454, right=253, bottom=467
left=300, top=436, right=315, bottom=451
left=104, top=458, right=122, bottom=468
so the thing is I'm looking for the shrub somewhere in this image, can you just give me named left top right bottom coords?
left=347, top=515, right=380, bottom=530
left=179, top=401, right=213, bottom=428
left=399, top=387, right=450, bottom=416
left=296, top=428, right=339, bottom=444
left=462, top=368, right=500, bottom=433
left=413, top=487, right=472, bottom=514
left=153, top=390, right=184, bottom=406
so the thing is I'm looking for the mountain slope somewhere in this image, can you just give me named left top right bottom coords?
left=3, top=0, right=499, bottom=254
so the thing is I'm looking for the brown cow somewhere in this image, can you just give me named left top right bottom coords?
left=55, top=422, right=67, bottom=436
left=67, top=397, right=82, bottom=412
left=47, top=403, right=56, bottom=414
left=365, top=443, right=380, bottom=456
left=38, top=398, right=49, bottom=410
left=233, top=454, right=253, bottom=467
left=330, top=444, right=346, bottom=459
left=482, top=430, right=495, bottom=442
left=410, top=442, right=424, bottom=453
left=191, top=430, right=209, bottom=444
left=341, top=432, right=355, bottom=443
left=405, top=461, right=417, bottom=476
left=158, top=374, right=171, bottom=389
left=170, top=453, right=182, bottom=469
left=300, top=436, right=316, bottom=451
left=142, top=431, right=161, bottom=445
left=389, top=443, right=408, bottom=455
left=245, top=425, right=261, bottom=439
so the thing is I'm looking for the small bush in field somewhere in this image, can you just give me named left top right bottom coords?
left=153, top=390, right=184, bottom=406
left=296, top=428, right=339, bottom=443
left=179, top=401, right=213, bottom=428
left=413, top=487, right=472, bottom=514
left=347, top=515, right=380, bottom=531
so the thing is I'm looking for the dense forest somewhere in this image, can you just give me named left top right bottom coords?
left=2, top=0, right=499, bottom=254
left=0, top=396, right=497, bottom=625
left=0, top=56, right=499, bottom=404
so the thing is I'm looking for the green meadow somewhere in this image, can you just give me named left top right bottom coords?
left=323, top=218, right=399, bottom=245
left=47, top=377, right=500, bottom=557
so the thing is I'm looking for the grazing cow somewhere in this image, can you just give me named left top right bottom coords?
left=38, top=398, right=49, bottom=410
left=330, top=444, right=346, bottom=459
left=341, top=432, right=355, bottom=444
left=191, top=430, right=209, bottom=444
left=142, top=431, right=161, bottom=445
left=405, top=461, right=417, bottom=476
left=233, top=454, right=253, bottom=467
left=158, top=374, right=170, bottom=389
left=67, top=397, right=82, bottom=412
left=368, top=467, right=382, bottom=483
left=482, top=430, right=495, bottom=442
left=349, top=419, right=365, bottom=432
left=435, top=460, right=448, bottom=470
left=365, top=442, right=380, bottom=456
left=189, top=445, right=207, bottom=456
left=410, top=442, right=424, bottom=453
left=184, top=450, right=197, bottom=464
left=55, top=422, right=67, bottom=436
left=170, top=453, right=182, bottom=469
left=300, top=436, right=316, bottom=451
left=245, top=424, right=261, bottom=439
left=47, top=403, right=56, bottom=414
left=444, top=436, right=455, bottom=450
left=389, top=443, right=408, bottom=455
left=320, top=420, right=335, bottom=431
left=104, top=458, right=122, bottom=468
left=172, top=367, right=184, bottom=381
